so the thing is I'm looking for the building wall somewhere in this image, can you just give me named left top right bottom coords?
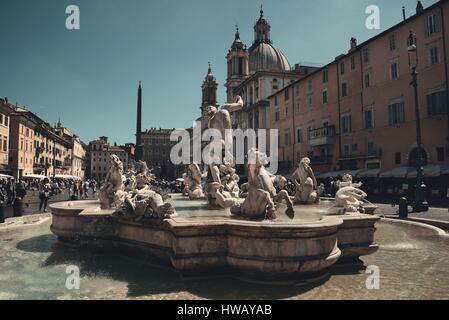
left=0, top=109, right=10, bottom=171
left=9, top=116, right=35, bottom=178
left=88, top=139, right=129, bottom=181
left=71, top=137, right=86, bottom=179
left=141, top=129, right=179, bottom=179
left=269, top=1, right=449, bottom=174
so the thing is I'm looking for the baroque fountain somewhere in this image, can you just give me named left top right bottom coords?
left=49, top=99, right=380, bottom=283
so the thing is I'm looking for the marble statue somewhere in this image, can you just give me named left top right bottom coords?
left=221, top=95, right=244, bottom=112
left=98, top=155, right=176, bottom=220
left=205, top=161, right=240, bottom=208
left=99, top=154, right=125, bottom=209
left=292, top=157, right=324, bottom=204
left=230, top=149, right=294, bottom=220
left=334, top=174, right=367, bottom=214
left=185, top=163, right=206, bottom=200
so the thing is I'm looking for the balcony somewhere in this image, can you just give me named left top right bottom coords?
left=309, top=126, right=336, bottom=147
left=310, top=155, right=333, bottom=165
left=339, top=148, right=382, bottom=161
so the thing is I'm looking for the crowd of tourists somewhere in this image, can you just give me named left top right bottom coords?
left=0, top=177, right=99, bottom=215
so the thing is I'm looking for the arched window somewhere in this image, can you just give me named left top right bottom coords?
left=408, top=147, right=428, bottom=167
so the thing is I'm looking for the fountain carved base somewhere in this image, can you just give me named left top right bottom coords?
left=50, top=199, right=379, bottom=283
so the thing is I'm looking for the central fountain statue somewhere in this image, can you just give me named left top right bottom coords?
left=230, top=149, right=294, bottom=220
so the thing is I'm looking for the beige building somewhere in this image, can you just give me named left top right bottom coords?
left=87, top=137, right=129, bottom=181
left=8, top=107, right=36, bottom=178
left=54, top=122, right=86, bottom=179
left=269, top=0, right=449, bottom=176
left=0, top=99, right=12, bottom=174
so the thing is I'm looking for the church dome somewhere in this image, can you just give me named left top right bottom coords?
left=248, top=6, right=291, bottom=73
left=249, top=42, right=291, bottom=73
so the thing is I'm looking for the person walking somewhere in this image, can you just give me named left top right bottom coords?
left=13, top=179, right=27, bottom=217
left=39, top=179, right=51, bottom=212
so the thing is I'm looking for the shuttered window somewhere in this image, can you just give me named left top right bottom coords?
left=427, top=91, right=448, bottom=116
left=388, top=103, right=405, bottom=125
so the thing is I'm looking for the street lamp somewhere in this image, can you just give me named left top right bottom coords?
left=407, top=30, right=429, bottom=212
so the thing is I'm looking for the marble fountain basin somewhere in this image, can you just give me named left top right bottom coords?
left=49, top=194, right=379, bottom=283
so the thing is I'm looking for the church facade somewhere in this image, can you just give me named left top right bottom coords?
left=199, top=7, right=318, bottom=171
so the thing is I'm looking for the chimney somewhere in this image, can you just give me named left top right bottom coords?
left=4, top=97, right=8, bottom=104
left=402, top=6, right=406, bottom=21
left=350, top=37, right=357, bottom=51
left=416, top=1, right=424, bottom=14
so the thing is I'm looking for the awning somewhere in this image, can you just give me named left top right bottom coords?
left=53, top=174, right=81, bottom=180
left=357, top=168, right=383, bottom=178
left=380, top=166, right=416, bottom=178
left=407, top=164, right=449, bottom=178
left=22, top=174, right=48, bottom=180
left=0, top=174, right=14, bottom=179
left=316, top=170, right=346, bottom=179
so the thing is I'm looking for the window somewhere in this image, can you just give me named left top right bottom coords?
left=295, top=84, right=300, bottom=96
left=322, top=69, right=328, bottom=83
left=390, top=62, right=398, bottom=80
left=437, top=147, right=445, bottom=161
left=350, top=56, right=356, bottom=70
left=364, top=72, right=371, bottom=88
left=284, top=129, right=291, bottom=146
left=363, top=105, right=374, bottom=129
left=275, top=111, right=280, bottom=121
left=362, top=47, right=369, bottom=63
left=352, top=144, right=358, bottom=152
left=395, top=152, right=401, bottom=164
left=322, top=90, right=328, bottom=104
left=430, top=46, right=439, bottom=65
left=340, top=62, right=345, bottom=75
left=272, top=78, right=278, bottom=90
left=307, top=122, right=315, bottom=140
left=368, top=142, right=375, bottom=154
left=426, top=14, right=440, bottom=37
left=308, top=79, right=312, bottom=91
left=284, top=88, right=289, bottom=100
left=307, top=95, right=313, bottom=111
left=285, top=107, right=289, bottom=118
left=427, top=91, right=448, bottom=115
left=389, top=34, right=396, bottom=51
left=343, top=145, right=350, bottom=157
left=340, top=114, right=351, bottom=134
left=274, top=95, right=278, bottom=106
left=296, top=128, right=302, bottom=143
left=389, top=102, right=405, bottom=125
left=341, top=82, right=348, bottom=97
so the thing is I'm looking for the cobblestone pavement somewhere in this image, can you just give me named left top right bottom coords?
left=1, top=190, right=96, bottom=219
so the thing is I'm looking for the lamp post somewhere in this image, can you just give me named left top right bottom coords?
left=407, top=31, right=429, bottom=212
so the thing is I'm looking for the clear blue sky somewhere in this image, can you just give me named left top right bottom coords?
left=0, top=0, right=437, bottom=145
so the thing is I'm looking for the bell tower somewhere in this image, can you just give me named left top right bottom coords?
left=225, top=25, right=249, bottom=103
left=201, top=63, right=218, bottom=112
